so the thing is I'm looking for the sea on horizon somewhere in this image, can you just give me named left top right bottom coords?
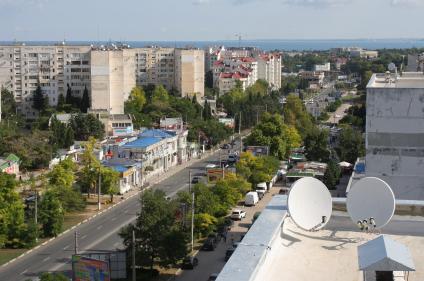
left=1, top=38, right=424, bottom=51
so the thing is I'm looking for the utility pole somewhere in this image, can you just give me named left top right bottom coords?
left=98, top=170, right=101, bottom=211
left=191, top=192, right=195, bottom=253
left=239, top=112, right=242, bottom=155
left=74, top=231, right=78, bottom=255
left=34, top=190, right=38, bottom=242
left=132, top=230, right=136, bottom=281
left=189, top=169, right=192, bottom=193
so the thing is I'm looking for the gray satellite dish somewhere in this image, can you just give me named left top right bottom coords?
left=288, top=177, right=332, bottom=231
left=347, top=177, right=395, bottom=229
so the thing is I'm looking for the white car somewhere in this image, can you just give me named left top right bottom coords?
left=231, top=209, right=246, bottom=220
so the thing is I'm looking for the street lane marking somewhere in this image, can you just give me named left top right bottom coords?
left=63, top=245, right=70, bottom=250
left=111, top=217, right=117, bottom=221
left=81, top=235, right=87, bottom=240
left=97, top=225, right=103, bottom=230
left=20, top=269, right=27, bottom=275
left=42, top=257, right=50, bottom=262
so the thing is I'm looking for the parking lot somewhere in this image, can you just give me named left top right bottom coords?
left=175, top=182, right=283, bottom=281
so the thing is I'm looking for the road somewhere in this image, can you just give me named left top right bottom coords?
left=0, top=141, right=241, bottom=281
left=326, top=103, right=351, bottom=124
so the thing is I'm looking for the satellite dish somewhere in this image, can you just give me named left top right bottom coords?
left=347, top=177, right=395, bottom=229
left=288, top=177, right=332, bottom=231
left=388, top=62, right=396, bottom=72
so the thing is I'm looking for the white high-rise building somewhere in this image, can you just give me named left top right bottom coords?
left=257, top=53, right=281, bottom=90
left=0, top=44, right=91, bottom=118
left=366, top=71, right=424, bottom=199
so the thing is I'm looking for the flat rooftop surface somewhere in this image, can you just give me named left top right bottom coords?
left=255, top=212, right=424, bottom=281
left=368, top=72, right=424, bottom=88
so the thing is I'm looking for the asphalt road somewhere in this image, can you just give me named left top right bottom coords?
left=0, top=141, right=240, bottom=281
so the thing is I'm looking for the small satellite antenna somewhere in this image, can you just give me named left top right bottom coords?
left=288, top=177, right=332, bottom=231
left=347, top=177, right=395, bottom=230
left=388, top=62, right=396, bottom=72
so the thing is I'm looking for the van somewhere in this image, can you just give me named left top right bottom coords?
left=245, top=191, right=259, bottom=206
left=257, top=182, right=267, bottom=192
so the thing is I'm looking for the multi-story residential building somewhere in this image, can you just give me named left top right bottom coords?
left=257, top=53, right=281, bottom=90
left=0, top=44, right=205, bottom=116
left=365, top=71, right=424, bottom=200
left=174, top=49, right=205, bottom=100
left=0, top=44, right=91, bottom=118
left=218, top=72, right=250, bottom=94
left=313, top=62, right=331, bottom=72
left=159, top=117, right=189, bottom=164
left=90, top=48, right=135, bottom=114
left=132, top=47, right=175, bottom=90
left=205, top=46, right=224, bottom=72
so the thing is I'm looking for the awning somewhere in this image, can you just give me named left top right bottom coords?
left=358, top=235, right=415, bottom=272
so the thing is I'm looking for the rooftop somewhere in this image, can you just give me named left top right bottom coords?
left=139, top=129, right=174, bottom=139
left=367, top=72, right=424, bottom=89
left=217, top=196, right=424, bottom=281
left=121, top=137, right=160, bottom=149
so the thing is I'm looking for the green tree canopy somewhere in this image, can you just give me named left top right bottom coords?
left=70, top=113, right=104, bottom=141
left=304, top=127, right=330, bottom=162
left=39, top=190, right=64, bottom=237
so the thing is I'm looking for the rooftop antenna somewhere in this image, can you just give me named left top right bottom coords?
left=347, top=177, right=395, bottom=231
left=287, top=177, right=332, bottom=231
left=235, top=33, right=242, bottom=48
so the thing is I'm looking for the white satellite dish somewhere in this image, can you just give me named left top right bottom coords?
left=288, top=177, right=332, bottom=231
left=347, top=177, right=395, bottom=229
left=388, top=62, right=396, bottom=72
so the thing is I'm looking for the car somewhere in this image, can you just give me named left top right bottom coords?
left=205, top=163, right=217, bottom=169
left=255, top=189, right=265, bottom=200
left=228, top=154, right=237, bottom=164
left=225, top=248, right=235, bottom=261
left=181, top=256, right=199, bottom=269
left=207, top=232, right=221, bottom=244
left=231, top=209, right=246, bottom=220
left=191, top=176, right=200, bottom=184
left=208, top=273, right=219, bottom=281
left=221, top=143, right=230, bottom=149
left=201, top=237, right=217, bottom=251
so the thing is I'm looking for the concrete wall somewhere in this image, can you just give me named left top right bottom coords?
left=175, top=49, right=204, bottom=100
left=366, top=86, right=424, bottom=199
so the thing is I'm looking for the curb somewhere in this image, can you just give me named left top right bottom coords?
left=0, top=149, right=217, bottom=270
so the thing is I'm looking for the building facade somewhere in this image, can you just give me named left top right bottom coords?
left=0, top=44, right=91, bottom=118
left=366, top=72, right=424, bottom=199
left=174, top=49, right=205, bottom=100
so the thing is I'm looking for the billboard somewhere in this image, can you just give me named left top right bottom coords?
left=79, top=252, right=127, bottom=279
left=207, top=168, right=224, bottom=182
left=245, top=146, right=269, bottom=157
left=72, top=255, right=111, bottom=281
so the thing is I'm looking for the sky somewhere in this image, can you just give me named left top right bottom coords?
left=0, top=0, right=423, bottom=41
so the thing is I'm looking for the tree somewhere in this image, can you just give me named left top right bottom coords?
left=78, top=137, right=100, bottom=198
left=337, top=125, right=364, bottom=163
left=323, top=159, right=341, bottom=190
left=57, top=93, right=65, bottom=111
left=205, top=70, right=214, bottom=88
left=304, top=127, right=330, bottom=162
left=65, top=84, right=72, bottom=104
left=194, top=213, right=218, bottom=237
left=100, top=167, right=120, bottom=202
left=283, top=94, right=314, bottom=139
left=0, top=172, right=27, bottom=248
left=119, top=190, right=188, bottom=272
left=38, top=190, right=64, bottom=237
left=151, top=85, right=170, bottom=103
left=33, top=84, right=47, bottom=112
left=1, top=88, right=16, bottom=119
left=64, top=126, right=75, bottom=148
left=203, top=100, right=212, bottom=120
left=124, top=86, right=146, bottom=114
left=81, top=86, right=90, bottom=113
left=70, top=113, right=104, bottom=141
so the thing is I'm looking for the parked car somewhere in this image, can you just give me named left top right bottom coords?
left=255, top=189, right=265, bottom=200
left=181, top=256, right=199, bottom=269
left=191, top=176, right=200, bottom=184
left=225, top=248, right=235, bottom=261
left=228, top=154, right=237, bottom=164
left=207, top=232, right=221, bottom=244
left=208, top=273, right=219, bottom=281
left=201, top=237, right=217, bottom=251
left=245, top=191, right=259, bottom=206
left=257, top=182, right=268, bottom=192
left=231, top=209, right=246, bottom=220
left=221, top=143, right=230, bottom=149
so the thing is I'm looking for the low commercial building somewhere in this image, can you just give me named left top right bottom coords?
left=314, top=62, right=331, bottom=72
left=350, top=48, right=378, bottom=59
left=103, top=160, right=141, bottom=194
left=286, top=161, right=327, bottom=183
left=159, top=117, right=189, bottom=164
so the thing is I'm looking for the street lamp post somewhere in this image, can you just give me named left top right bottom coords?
left=191, top=192, right=195, bottom=253
left=98, top=170, right=101, bottom=211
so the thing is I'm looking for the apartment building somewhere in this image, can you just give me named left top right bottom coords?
left=90, top=48, right=135, bottom=114
left=365, top=71, right=424, bottom=200
left=174, top=49, right=204, bottom=100
left=0, top=44, right=91, bottom=118
left=257, top=53, right=281, bottom=90
left=132, top=47, right=175, bottom=90
left=0, top=44, right=205, bottom=116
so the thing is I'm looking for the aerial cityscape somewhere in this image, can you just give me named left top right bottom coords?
left=0, top=1, right=423, bottom=281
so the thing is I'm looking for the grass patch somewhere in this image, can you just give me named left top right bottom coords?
left=0, top=248, right=27, bottom=266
